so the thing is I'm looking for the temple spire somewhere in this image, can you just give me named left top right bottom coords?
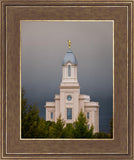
left=68, top=40, right=71, bottom=49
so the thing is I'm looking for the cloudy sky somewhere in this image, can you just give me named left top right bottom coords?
left=21, top=21, right=113, bottom=133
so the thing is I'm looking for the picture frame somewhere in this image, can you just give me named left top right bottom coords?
left=0, top=0, right=133, bottom=159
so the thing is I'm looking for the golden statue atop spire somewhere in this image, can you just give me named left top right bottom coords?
left=68, top=40, right=71, bottom=49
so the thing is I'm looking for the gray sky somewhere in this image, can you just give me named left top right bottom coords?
left=21, top=21, right=113, bottom=133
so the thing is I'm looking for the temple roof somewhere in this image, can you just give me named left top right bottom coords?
left=62, top=49, right=78, bottom=66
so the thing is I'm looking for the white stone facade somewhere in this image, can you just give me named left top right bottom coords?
left=45, top=48, right=99, bottom=133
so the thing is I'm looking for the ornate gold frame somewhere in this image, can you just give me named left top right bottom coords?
left=0, top=0, right=133, bottom=159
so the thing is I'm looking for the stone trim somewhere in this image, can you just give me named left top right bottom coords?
left=45, top=105, right=55, bottom=108
left=84, top=105, right=99, bottom=108
left=54, top=97, right=60, bottom=100
left=59, top=86, right=80, bottom=89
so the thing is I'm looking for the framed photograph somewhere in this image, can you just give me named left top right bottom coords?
left=0, top=0, right=133, bottom=159
left=21, top=20, right=113, bottom=139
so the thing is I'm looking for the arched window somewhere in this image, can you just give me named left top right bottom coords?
left=68, top=65, right=71, bottom=77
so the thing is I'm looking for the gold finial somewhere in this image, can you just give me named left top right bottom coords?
left=68, top=40, right=71, bottom=49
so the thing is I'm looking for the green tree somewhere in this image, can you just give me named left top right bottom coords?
left=61, top=123, right=74, bottom=138
left=49, top=115, right=65, bottom=138
left=36, top=118, right=48, bottom=138
left=93, top=132, right=110, bottom=138
left=21, top=88, right=45, bottom=138
left=21, top=88, right=28, bottom=124
left=22, top=104, right=40, bottom=138
left=73, top=110, right=93, bottom=138
left=87, top=124, right=94, bottom=138
left=21, top=88, right=28, bottom=137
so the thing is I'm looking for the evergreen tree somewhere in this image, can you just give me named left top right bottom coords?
left=21, top=88, right=43, bottom=138
left=61, top=123, right=74, bottom=138
left=73, top=110, right=93, bottom=138
left=93, top=132, right=110, bottom=138
left=87, top=124, right=94, bottom=138
left=21, top=88, right=28, bottom=138
left=49, top=115, right=65, bottom=138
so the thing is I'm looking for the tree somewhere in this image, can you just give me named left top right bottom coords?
left=73, top=110, right=93, bottom=138
left=49, top=115, right=65, bottom=138
left=87, top=124, right=94, bottom=138
left=61, top=123, right=74, bottom=138
left=21, top=88, right=28, bottom=137
left=93, top=132, right=110, bottom=138
left=22, top=104, right=40, bottom=138
left=21, top=88, right=44, bottom=138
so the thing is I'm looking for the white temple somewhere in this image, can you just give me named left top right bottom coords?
left=45, top=41, right=99, bottom=133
